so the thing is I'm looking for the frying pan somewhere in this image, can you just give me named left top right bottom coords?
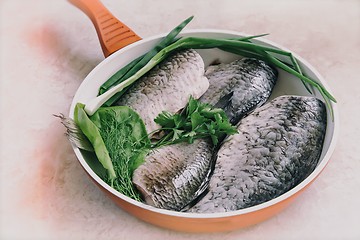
left=67, top=0, right=339, bottom=232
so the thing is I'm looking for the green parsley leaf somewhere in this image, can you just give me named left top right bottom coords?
left=151, top=96, right=238, bottom=148
left=191, top=111, right=206, bottom=130
left=154, top=111, right=175, bottom=127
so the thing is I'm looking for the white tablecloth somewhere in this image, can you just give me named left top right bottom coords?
left=1, top=0, right=359, bottom=239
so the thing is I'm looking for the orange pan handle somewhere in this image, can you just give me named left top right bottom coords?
left=68, top=0, right=142, bottom=57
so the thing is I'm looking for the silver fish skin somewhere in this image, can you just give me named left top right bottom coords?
left=199, top=58, right=277, bottom=125
left=132, top=139, right=214, bottom=211
left=188, top=95, right=327, bottom=213
left=116, top=49, right=209, bottom=134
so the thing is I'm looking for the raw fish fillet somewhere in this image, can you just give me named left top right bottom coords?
left=189, top=95, right=327, bottom=213
left=116, top=49, right=209, bottom=134
left=132, top=57, right=279, bottom=211
left=132, top=139, right=214, bottom=211
left=200, top=58, right=277, bottom=124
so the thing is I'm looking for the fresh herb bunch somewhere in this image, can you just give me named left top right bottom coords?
left=152, top=96, right=238, bottom=148
left=71, top=97, right=237, bottom=201
left=74, top=103, right=150, bottom=201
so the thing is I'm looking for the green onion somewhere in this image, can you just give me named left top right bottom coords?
left=227, top=37, right=313, bottom=94
left=99, top=16, right=194, bottom=107
left=85, top=17, right=336, bottom=119
left=99, top=55, right=144, bottom=95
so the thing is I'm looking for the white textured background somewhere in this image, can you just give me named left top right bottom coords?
left=1, top=0, right=359, bottom=239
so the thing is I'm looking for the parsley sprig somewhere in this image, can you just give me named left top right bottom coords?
left=151, top=96, right=238, bottom=148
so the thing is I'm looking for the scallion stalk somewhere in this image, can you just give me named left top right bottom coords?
left=99, top=16, right=194, bottom=107
left=84, top=17, right=336, bottom=120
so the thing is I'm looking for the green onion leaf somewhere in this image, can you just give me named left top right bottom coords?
left=91, top=16, right=336, bottom=120
left=99, top=16, right=194, bottom=106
